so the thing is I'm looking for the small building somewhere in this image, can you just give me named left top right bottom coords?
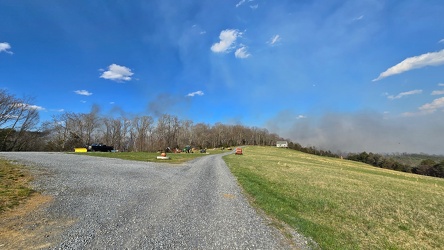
left=276, top=141, right=288, bottom=148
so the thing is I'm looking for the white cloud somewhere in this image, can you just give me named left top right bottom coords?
left=186, top=90, right=204, bottom=97
left=353, top=15, right=364, bottom=21
left=250, top=4, right=258, bottom=9
left=431, top=83, right=444, bottom=95
left=431, top=90, right=444, bottom=95
left=268, top=35, right=281, bottom=45
left=13, top=103, right=45, bottom=111
left=297, top=115, right=306, bottom=119
left=419, top=97, right=444, bottom=114
left=49, top=108, right=64, bottom=112
left=235, top=45, right=250, bottom=59
left=236, top=0, right=246, bottom=7
left=80, top=100, right=87, bottom=103
left=373, top=49, right=444, bottom=81
left=100, top=64, right=134, bottom=82
left=439, top=39, right=444, bottom=44
left=386, top=89, right=422, bottom=100
left=236, top=0, right=254, bottom=7
left=0, top=42, right=13, bottom=54
left=74, top=90, right=93, bottom=96
left=27, top=104, right=45, bottom=111
left=211, top=29, right=240, bottom=53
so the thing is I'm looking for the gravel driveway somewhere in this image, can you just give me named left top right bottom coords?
left=0, top=152, right=302, bottom=249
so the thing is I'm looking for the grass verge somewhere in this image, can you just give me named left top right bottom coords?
left=76, top=149, right=224, bottom=164
left=224, top=146, right=444, bottom=250
left=0, top=158, right=35, bottom=214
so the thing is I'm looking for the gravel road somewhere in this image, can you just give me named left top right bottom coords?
left=0, top=152, right=305, bottom=249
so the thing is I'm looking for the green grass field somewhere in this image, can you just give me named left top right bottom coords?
left=224, top=146, right=444, bottom=250
left=0, top=159, right=34, bottom=213
left=77, top=149, right=223, bottom=164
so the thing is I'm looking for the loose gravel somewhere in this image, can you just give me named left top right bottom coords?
left=0, top=152, right=309, bottom=249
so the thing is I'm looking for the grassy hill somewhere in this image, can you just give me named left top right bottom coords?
left=224, top=146, right=444, bottom=250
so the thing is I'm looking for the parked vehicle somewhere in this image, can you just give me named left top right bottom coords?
left=87, top=143, right=114, bottom=152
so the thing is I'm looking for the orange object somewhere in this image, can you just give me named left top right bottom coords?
left=161, top=153, right=166, bottom=157
left=235, top=148, right=243, bottom=155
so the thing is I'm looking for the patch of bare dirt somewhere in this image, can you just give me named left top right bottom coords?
left=0, top=193, right=74, bottom=250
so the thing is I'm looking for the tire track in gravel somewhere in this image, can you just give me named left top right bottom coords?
left=0, top=152, right=302, bottom=249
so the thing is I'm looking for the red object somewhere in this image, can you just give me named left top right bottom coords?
left=235, top=148, right=243, bottom=155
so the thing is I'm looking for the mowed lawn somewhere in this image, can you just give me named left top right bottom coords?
left=224, top=146, right=444, bottom=250
left=76, top=149, right=224, bottom=164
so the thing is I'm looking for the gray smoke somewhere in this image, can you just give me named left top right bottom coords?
left=147, top=93, right=191, bottom=117
left=266, top=110, right=444, bottom=155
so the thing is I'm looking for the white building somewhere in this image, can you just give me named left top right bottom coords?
left=276, top=141, right=288, bottom=148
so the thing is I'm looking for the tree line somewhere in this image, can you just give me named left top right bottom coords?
left=1, top=89, right=442, bottom=178
left=0, top=91, right=281, bottom=152
left=40, top=106, right=281, bottom=152
left=347, top=152, right=444, bottom=178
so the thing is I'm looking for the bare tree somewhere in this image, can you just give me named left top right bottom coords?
left=0, top=90, right=18, bottom=128
left=41, top=115, right=69, bottom=151
left=177, top=119, right=193, bottom=149
left=154, top=114, right=180, bottom=150
left=0, top=94, right=41, bottom=151
left=83, top=105, right=100, bottom=146
left=100, top=117, right=129, bottom=151
left=9, top=103, right=40, bottom=150
left=192, top=123, right=211, bottom=149
left=129, top=115, right=154, bottom=152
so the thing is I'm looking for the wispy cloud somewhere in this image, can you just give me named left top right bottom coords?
left=74, top=90, right=93, bottom=96
left=386, top=89, right=422, bottom=100
left=431, top=83, right=444, bottom=95
left=13, top=103, right=45, bottom=111
left=236, top=0, right=254, bottom=8
left=353, top=15, right=364, bottom=21
left=192, top=24, right=206, bottom=35
left=49, top=108, right=64, bottom=112
left=268, top=35, right=281, bottom=46
left=439, top=39, right=444, bottom=44
left=100, top=64, right=134, bottom=82
left=211, top=29, right=240, bottom=53
left=235, top=45, right=250, bottom=59
left=431, top=90, right=444, bottom=95
left=373, top=49, right=444, bottom=81
left=250, top=4, right=258, bottom=9
left=0, top=42, right=13, bottom=54
left=187, top=90, right=204, bottom=97
left=27, top=104, right=45, bottom=111
left=419, top=97, right=444, bottom=114
left=235, top=0, right=246, bottom=7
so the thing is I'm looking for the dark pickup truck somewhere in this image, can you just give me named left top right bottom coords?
left=87, top=144, right=114, bottom=152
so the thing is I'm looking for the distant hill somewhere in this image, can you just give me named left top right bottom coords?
left=385, top=153, right=444, bottom=166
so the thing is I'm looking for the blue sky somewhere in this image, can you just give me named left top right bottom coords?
left=1, top=0, right=444, bottom=154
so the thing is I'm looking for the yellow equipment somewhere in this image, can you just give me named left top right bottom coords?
left=74, top=148, right=87, bottom=153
